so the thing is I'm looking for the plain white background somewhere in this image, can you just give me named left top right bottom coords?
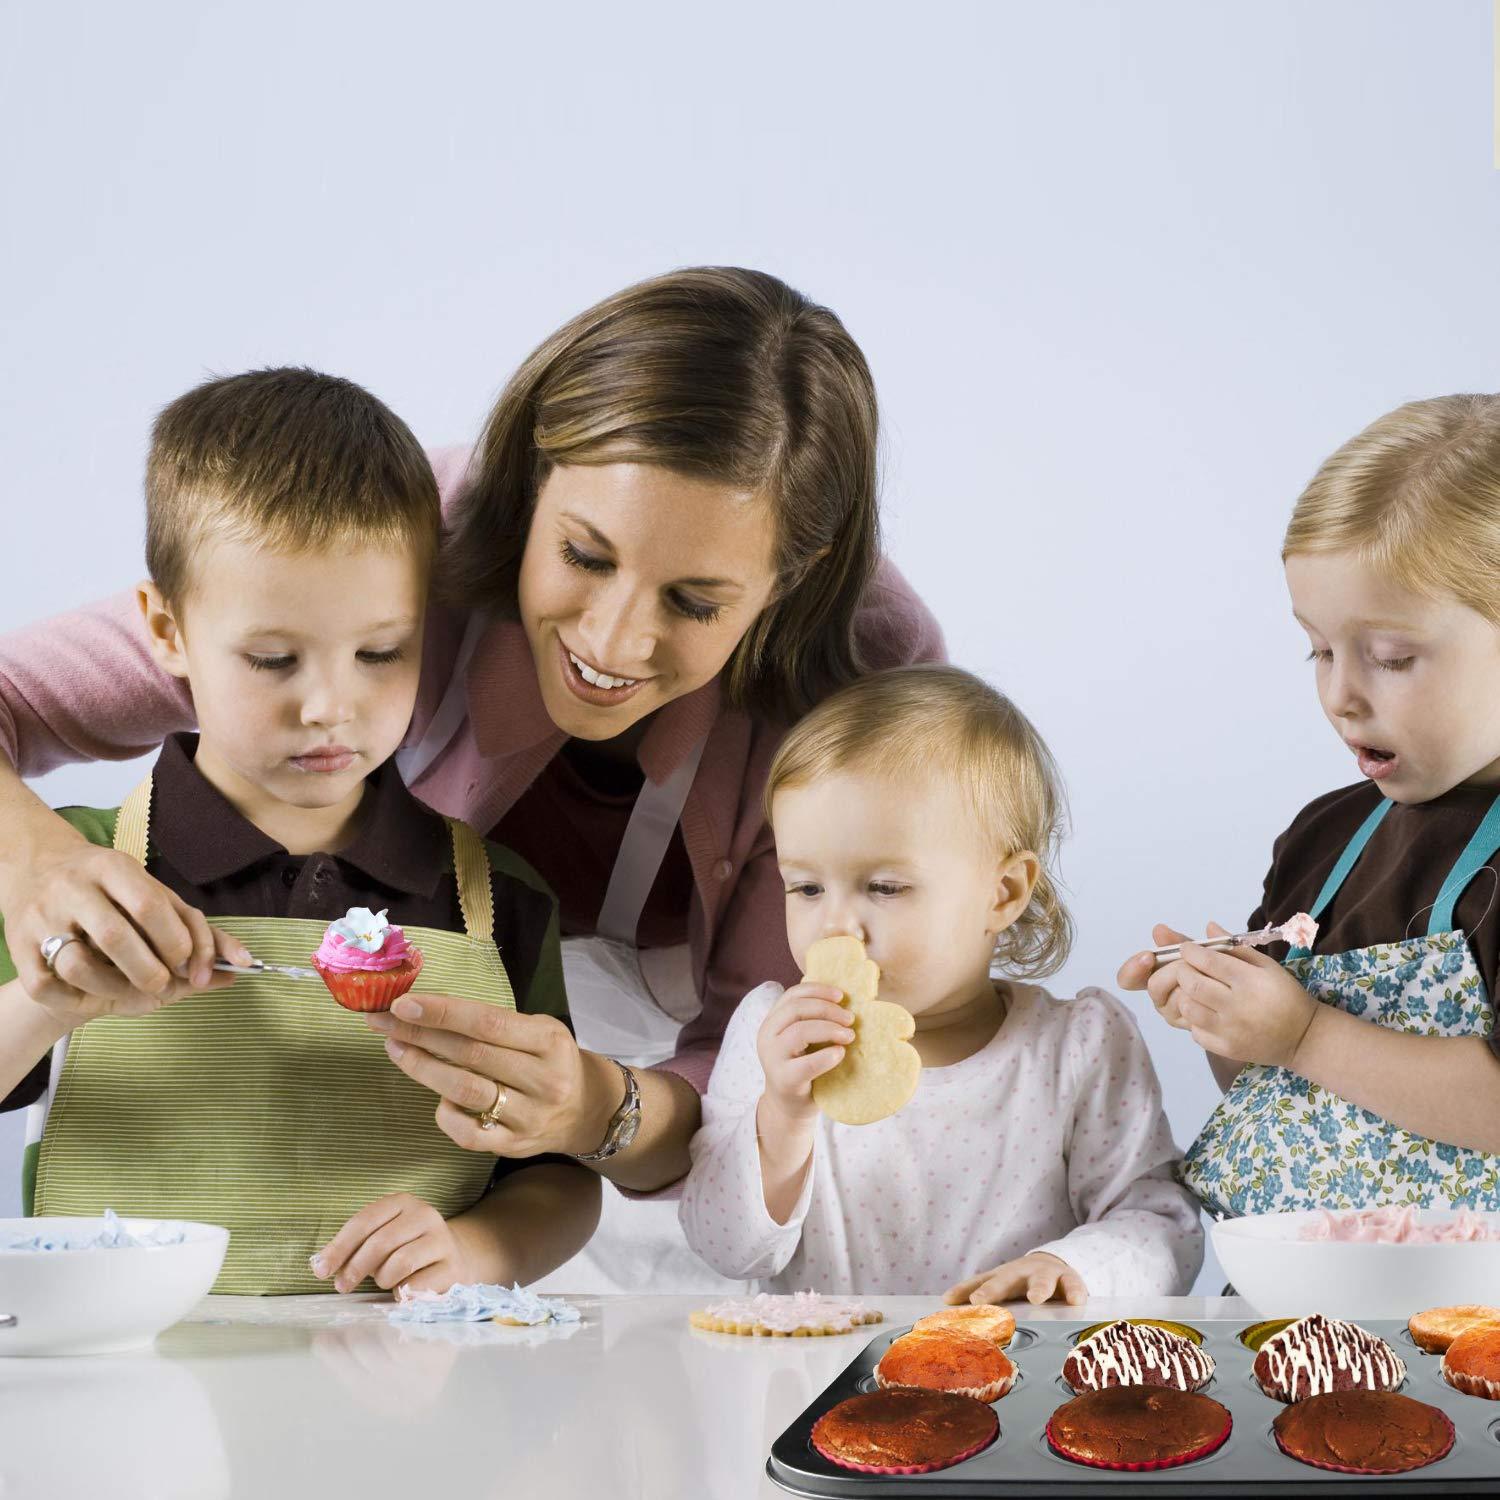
left=3, top=1, right=1498, bottom=1298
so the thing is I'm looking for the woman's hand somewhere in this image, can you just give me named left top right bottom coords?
left=754, top=981, right=855, bottom=1127
left=366, top=994, right=614, bottom=1158
left=5, top=834, right=247, bottom=1017
left=311, top=1193, right=473, bottom=1298
left=944, top=1251, right=1088, bottom=1307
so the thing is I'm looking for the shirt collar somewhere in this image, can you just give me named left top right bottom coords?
left=466, top=618, right=723, bottom=783
left=149, top=733, right=448, bottom=897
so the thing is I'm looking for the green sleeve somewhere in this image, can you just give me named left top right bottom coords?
left=483, top=841, right=569, bottom=1023
left=0, top=805, right=119, bottom=987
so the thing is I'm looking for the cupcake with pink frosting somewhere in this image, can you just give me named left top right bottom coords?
left=312, top=907, right=423, bottom=1012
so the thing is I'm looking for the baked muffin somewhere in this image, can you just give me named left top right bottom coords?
left=311, top=907, right=423, bottom=1012
left=1409, top=1304, right=1500, bottom=1354
left=1063, top=1319, right=1214, bottom=1393
left=912, top=1304, right=1016, bottom=1348
left=811, top=1390, right=997, bottom=1474
left=1273, top=1390, right=1454, bottom=1473
left=1442, top=1324, right=1500, bottom=1399
left=1046, top=1386, right=1231, bottom=1470
left=1252, top=1313, right=1405, bottom=1402
left=875, top=1330, right=1016, bottom=1402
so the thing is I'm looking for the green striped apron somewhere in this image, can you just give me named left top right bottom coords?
left=31, top=775, right=516, bottom=1294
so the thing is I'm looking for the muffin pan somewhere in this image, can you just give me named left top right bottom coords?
left=767, top=1319, right=1500, bottom=1495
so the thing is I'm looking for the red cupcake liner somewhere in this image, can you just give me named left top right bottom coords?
left=1045, top=1410, right=1231, bottom=1471
left=1272, top=1412, right=1454, bottom=1474
left=313, top=949, right=423, bottom=1012
left=812, top=1420, right=997, bottom=1475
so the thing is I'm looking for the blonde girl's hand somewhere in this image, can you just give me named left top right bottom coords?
left=944, top=1251, right=1088, bottom=1307
left=754, top=981, right=856, bottom=1126
left=1174, top=930, right=1318, bottom=1068
left=310, top=1193, right=473, bottom=1298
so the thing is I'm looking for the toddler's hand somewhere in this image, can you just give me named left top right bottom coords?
left=1174, top=929, right=1318, bottom=1068
left=755, top=981, right=856, bottom=1125
left=311, top=1193, right=472, bottom=1298
left=944, top=1251, right=1088, bottom=1307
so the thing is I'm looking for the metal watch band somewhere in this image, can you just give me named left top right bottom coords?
left=574, top=1059, right=641, bottom=1163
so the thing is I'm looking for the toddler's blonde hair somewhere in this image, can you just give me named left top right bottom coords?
left=1283, top=393, right=1500, bottom=623
left=766, top=664, right=1073, bottom=979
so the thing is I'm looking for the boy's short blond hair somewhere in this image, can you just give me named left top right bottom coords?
left=1283, top=393, right=1500, bottom=623
left=146, top=367, right=439, bottom=604
left=767, top=664, right=1074, bottom=979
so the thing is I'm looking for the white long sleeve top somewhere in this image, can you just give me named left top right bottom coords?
left=679, top=981, right=1204, bottom=1296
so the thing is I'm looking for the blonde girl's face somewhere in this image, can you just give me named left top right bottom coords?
left=772, top=768, right=1029, bottom=1021
left=517, top=462, right=779, bottom=741
left=1286, top=550, right=1500, bottom=802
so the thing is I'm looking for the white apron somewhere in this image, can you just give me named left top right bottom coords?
left=398, top=616, right=743, bottom=1295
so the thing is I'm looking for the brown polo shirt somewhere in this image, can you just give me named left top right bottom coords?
left=1249, top=777, right=1500, bottom=1063
left=2, top=733, right=566, bottom=1111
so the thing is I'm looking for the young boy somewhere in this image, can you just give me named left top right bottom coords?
left=0, top=367, right=599, bottom=1294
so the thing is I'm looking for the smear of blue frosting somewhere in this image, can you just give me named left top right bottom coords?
left=388, top=1281, right=581, bottom=1325
left=0, top=1209, right=187, bottom=1251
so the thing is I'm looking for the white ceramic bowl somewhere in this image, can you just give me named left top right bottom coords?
left=0, top=1217, right=229, bottom=1356
left=1212, top=1209, right=1500, bottom=1321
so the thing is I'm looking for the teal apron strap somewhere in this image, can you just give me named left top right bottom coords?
left=1427, top=791, right=1500, bottom=936
left=1287, top=798, right=1394, bottom=959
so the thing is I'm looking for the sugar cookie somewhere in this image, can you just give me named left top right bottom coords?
left=688, top=1291, right=883, bottom=1337
left=805, top=935, right=920, bottom=1126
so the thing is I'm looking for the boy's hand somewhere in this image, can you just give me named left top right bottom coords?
left=311, top=1194, right=472, bottom=1298
left=31, top=919, right=248, bottom=1030
left=1172, top=930, right=1318, bottom=1068
left=944, top=1251, right=1087, bottom=1307
left=755, top=981, right=856, bottom=1126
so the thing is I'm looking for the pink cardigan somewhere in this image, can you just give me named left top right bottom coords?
left=0, top=448, right=946, bottom=1090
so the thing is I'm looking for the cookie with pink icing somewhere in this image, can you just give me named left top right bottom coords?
left=312, top=907, right=423, bottom=1012
left=688, top=1291, right=883, bottom=1337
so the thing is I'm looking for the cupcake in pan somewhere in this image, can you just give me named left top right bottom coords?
left=1252, top=1313, right=1405, bottom=1402
left=1442, top=1324, right=1500, bottom=1398
left=1046, top=1386, right=1231, bottom=1471
left=875, top=1330, right=1016, bottom=1402
left=312, top=907, right=424, bottom=1012
left=911, top=1304, right=1016, bottom=1348
left=811, top=1390, right=998, bottom=1475
left=1409, top=1304, right=1500, bottom=1354
left=1273, top=1390, right=1454, bottom=1474
left=1063, top=1319, right=1214, bottom=1393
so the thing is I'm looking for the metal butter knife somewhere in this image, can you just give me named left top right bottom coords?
left=212, top=958, right=320, bottom=981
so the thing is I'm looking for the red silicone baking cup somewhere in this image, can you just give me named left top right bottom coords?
left=313, top=949, right=423, bottom=1012
left=1272, top=1412, right=1453, bottom=1474
left=1045, top=1410, right=1231, bottom=1471
left=811, top=1416, right=998, bottom=1475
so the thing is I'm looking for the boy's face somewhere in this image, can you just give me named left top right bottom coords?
left=772, top=768, right=1020, bottom=1020
left=1286, top=550, right=1500, bottom=804
left=141, top=536, right=425, bottom=819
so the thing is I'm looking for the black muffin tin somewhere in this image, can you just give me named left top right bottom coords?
left=766, top=1319, right=1500, bottom=1495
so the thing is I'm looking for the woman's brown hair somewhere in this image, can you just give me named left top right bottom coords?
left=441, top=266, right=881, bottom=719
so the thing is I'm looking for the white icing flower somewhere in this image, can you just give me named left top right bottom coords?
left=328, top=907, right=393, bottom=954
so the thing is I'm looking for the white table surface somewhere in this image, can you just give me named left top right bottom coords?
left=0, top=1293, right=1253, bottom=1500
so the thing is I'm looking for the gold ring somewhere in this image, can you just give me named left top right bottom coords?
left=477, top=1081, right=507, bottom=1131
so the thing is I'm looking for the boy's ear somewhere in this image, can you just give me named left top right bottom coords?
left=137, top=581, right=191, bottom=680
left=987, top=849, right=1040, bottom=936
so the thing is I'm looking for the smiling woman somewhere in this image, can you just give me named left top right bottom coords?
left=0, top=267, right=945, bottom=1293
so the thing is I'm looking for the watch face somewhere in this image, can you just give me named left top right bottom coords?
left=616, top=1112, right=641, bottom=1152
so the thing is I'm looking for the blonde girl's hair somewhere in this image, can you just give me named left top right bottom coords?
left=440, top=266, right=881, bottom=720
left=1282, top=394, right=1500, bottom=621
left=765, top=664, right=1074, bottom=979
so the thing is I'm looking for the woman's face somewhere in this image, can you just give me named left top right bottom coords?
left=518, top=462, right=779, bottom=740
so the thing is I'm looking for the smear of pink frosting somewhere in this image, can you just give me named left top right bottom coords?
left=1299, top=1206, right=1500, bottom=1244
left=313, top=924, right=413, bottom=973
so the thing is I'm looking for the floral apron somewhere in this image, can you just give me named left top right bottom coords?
left=28, top=775, right=516, bottom=1293
left=1180, top=793, right=1500, bottom=1217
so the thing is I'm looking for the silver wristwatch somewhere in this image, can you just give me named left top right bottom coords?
left=574, top=1059, right=641, bottom=1163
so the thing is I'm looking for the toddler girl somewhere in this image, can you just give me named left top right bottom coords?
left=680, top=665, right=1202, bottom=1301
left=1121, top=394, right=1500, bottom=1215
